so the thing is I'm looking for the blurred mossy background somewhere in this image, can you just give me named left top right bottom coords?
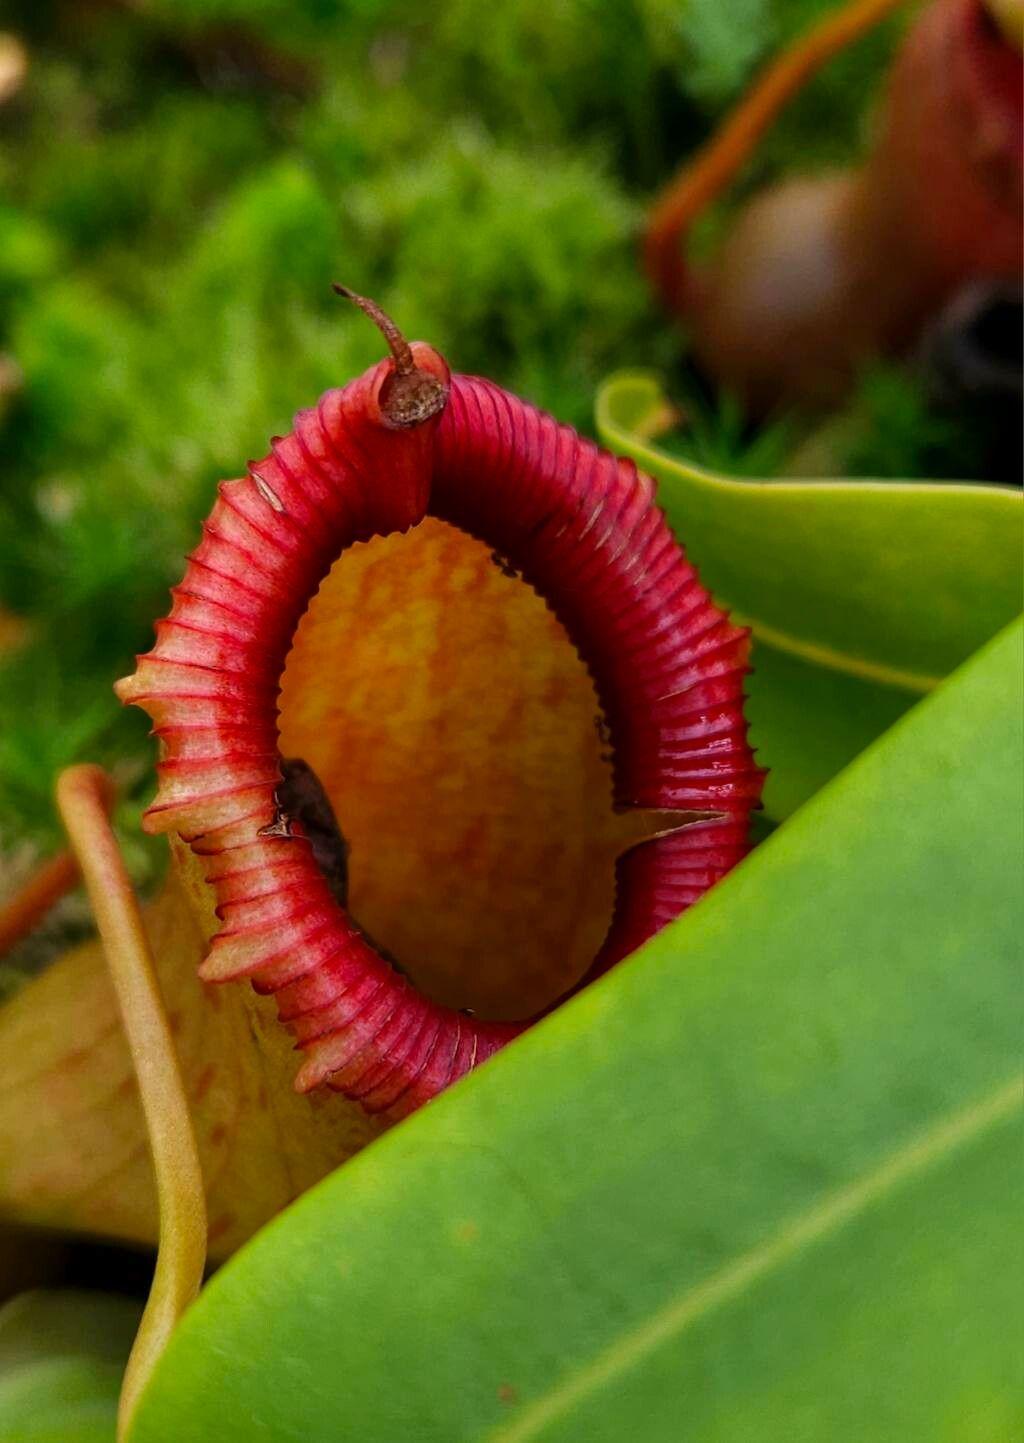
left=0, top=0, right=999, bottom=862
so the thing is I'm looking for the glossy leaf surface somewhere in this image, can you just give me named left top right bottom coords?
left=129, top=622, right=1023, bottom=1443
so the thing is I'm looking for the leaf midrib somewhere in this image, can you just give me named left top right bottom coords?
left=730, top=614, right=939, bottom=692
left=487, top=1074, right=1023, bottom=1443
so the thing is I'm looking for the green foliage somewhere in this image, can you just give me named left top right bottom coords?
left=657, top=385, right=797, bottom=477
left=127, top=624, right=1023, bottom=1442
left=0, top=1290, right=140, bottom=1443
left=839, top=362, right=993, bottom=481
left=675, top=0, right=773, bottom=109
left=0, top=206, right=61, bottom=305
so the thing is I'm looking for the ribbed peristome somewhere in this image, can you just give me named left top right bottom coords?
left=118, top=360, right=763, bottom=1119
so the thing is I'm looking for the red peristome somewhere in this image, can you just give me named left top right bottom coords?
left=117, top=341, right=763, bottom=1119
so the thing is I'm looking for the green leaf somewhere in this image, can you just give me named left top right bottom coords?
left=129, top=621, right=1023, bottom=1442
left=594, top=372, right=1023, bottom=680
left=596, top=372, right=1024, bottom=817
left=0, top=1290, right=140, bottom=1443
left=740, top=640, right=915, bottom=821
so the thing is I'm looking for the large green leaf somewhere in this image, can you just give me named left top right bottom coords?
left=596, top=372, right=1024, bottom=818
left=129, top=621, right=1023, bottom=1442
left=0, top=1290, right=140, bottom=1443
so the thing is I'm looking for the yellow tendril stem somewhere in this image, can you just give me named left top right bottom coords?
left=55, top=764, right=207, bottom=1440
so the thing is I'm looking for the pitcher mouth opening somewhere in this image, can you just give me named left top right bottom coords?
left=116, top=301, right=761, bottom=1118
left=276, top=518, right=625, bottom=1024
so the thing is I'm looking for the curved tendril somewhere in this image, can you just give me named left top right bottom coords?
left=55, top=764, right=207, bottom=1440
left=0, top=848, right=80, bottom=957
left=643, top=0, right=910, bottom=313
left=332, top=283, right=416, bottom=375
